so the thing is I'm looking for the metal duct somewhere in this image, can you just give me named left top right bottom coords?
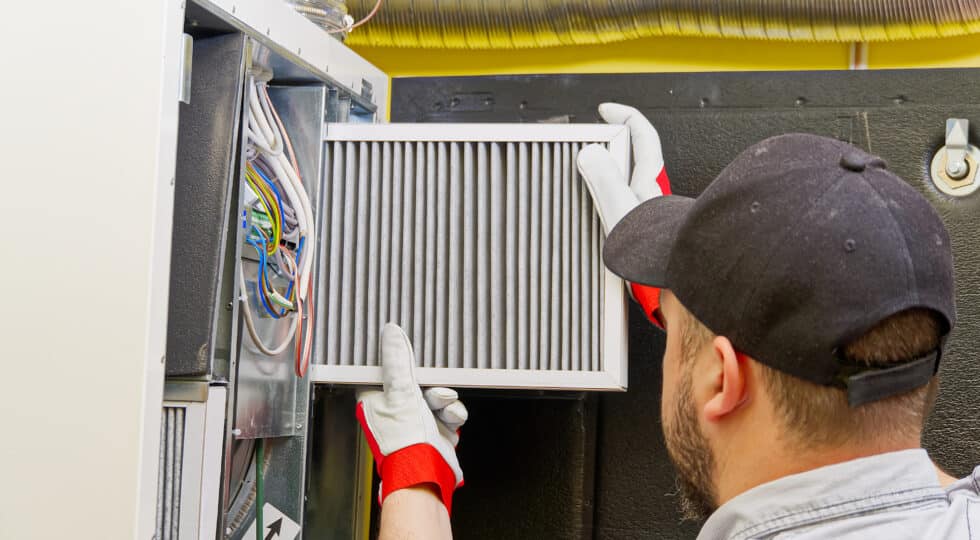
left=345, top=0, right=980, bottom=48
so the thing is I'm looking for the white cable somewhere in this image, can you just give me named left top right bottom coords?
left=248, top=77, right=282, bottom=155
left=266, top=150, right=314, bottom=296
left=238, top=266, right=297, bottom=356
left=247, top=127, right=272, bottom=155
left=241, top=76, right=317, bottom=364
left=255, top=81, right=316, bottom=297
left=256, top=83, right=284, bottom=147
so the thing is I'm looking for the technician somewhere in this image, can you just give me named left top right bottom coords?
left=355, top=104, right=980, bottom=539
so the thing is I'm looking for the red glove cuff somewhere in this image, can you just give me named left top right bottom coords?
left=356, top=402, right=459, bottom=514
left=380, top=444, right=459, bottom=514
left=630, top=282, right=663, bottom=328
left=656, top=167, right=672, bottom=196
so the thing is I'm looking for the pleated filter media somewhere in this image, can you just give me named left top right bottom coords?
left=312, top=124, right=630, bottom=390
left=156, top=406, right=184, bottom=540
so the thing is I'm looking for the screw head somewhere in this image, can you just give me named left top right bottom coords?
left=947, top=159, right=969, bottom=179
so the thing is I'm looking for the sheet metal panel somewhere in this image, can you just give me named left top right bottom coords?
left=233, top=85, right=324, bottom=439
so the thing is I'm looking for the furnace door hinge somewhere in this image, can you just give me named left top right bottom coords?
left=931, top=118, right=980, bottom=196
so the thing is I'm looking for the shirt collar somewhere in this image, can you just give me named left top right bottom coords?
left=697, top=449, right=943, bottom=540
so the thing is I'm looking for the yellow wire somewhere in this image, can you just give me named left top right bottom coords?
left=245, top=164, right=282, bottom=253
left=246, top=166, right=280, bottom=247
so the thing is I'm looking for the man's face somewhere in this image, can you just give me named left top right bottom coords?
left=656, top=291, right=717, bottom=521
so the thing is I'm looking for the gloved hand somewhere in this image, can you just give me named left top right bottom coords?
left=577, top=103, right=672, bottom=327
left=356, top=323, right=467, bottom=514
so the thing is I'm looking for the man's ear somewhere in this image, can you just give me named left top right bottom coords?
left=703, top=336, right=749, bottom=422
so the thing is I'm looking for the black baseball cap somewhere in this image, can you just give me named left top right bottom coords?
left=604, top=133, right=956, bottom=406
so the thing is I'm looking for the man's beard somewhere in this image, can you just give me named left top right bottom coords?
left=663, top=369, right=718, bottom=522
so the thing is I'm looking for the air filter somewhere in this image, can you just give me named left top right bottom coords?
left=156, top=406, right=184, bottom=540
left=313, top=123, right=630, bottom=390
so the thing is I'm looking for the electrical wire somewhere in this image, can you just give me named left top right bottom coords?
left=248, top=77, right=315, bottom=298
left=325, top=0, right=383, bottom=33
left=238, top=265, right=298, bottom=356
left=238, top=75, right=316, bottom=377
left=260, top=107, right=315, bottom=296
left=253, top=157, right=300, bottom=241
left=244, top=165, right=282, bottom=254
left=247, top=236, right=285, bottom=318
left=296, top=290, right=314, bottom=377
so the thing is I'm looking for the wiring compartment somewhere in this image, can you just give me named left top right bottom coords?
left=232, top=81, right=325, bottom=440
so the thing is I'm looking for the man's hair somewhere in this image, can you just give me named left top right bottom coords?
left=678, top=306, right=942, bottom=448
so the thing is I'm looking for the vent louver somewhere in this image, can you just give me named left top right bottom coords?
left=313, top=124, right=629, bottom=390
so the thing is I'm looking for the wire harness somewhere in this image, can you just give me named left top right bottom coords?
left=239, top=75, right=315, bottom=377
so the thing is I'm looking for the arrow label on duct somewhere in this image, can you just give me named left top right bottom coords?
left=265, top=518, right=283, bottom=540
left=243, top=503, right=300, bottom=540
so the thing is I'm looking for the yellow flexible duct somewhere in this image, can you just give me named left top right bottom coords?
left=346, top=0, right=980, bottom=48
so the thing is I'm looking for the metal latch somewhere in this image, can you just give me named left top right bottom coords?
left=930, top=118, right=980, bottom=196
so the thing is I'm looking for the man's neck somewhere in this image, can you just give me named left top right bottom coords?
left=715, top=436, right=921, bottom=506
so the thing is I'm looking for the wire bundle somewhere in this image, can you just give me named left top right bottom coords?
left=238, top=75, right=315, bottom=377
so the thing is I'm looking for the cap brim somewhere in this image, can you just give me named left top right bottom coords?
left=603, top=195, right=696, bottom=287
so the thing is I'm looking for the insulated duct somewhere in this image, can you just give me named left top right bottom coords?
left=345, top=0, right=980, bottom=48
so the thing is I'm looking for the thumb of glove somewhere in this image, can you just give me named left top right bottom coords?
left=379, top=323, right=420, bottom=399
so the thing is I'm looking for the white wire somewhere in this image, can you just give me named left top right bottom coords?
left=241, top=76, right=317, bottom=360
left=238, top=266, right=297, bottom=356
left=248, top=78, right=282, bottom=155
left=265, top=150, right=315, bottom=295
left=253, top=81, right=316, bottom=298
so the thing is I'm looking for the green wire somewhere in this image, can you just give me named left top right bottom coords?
left=256, top=438, right=264, bottom=540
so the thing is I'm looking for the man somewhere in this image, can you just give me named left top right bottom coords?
left=356, top=105, right=980, bottom=539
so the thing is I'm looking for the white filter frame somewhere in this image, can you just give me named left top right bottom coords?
left=313, top=122, right=631, bottom=391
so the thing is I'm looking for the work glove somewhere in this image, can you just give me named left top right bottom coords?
left=356, top=323, right=467, bottom=514
left=576, top=103, right=672, bottom=327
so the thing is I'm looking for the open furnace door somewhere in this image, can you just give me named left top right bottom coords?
left=312, top=123, right=631, bottom=390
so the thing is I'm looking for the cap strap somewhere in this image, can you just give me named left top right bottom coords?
left=843, top=348, right=941, bottom=407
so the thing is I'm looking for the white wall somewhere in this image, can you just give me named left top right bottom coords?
left=0, top=0, right=182, bottom=537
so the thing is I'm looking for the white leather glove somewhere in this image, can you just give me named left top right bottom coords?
left=356, top=323, right=467, bottom=514
left=576, top=103, right=672, bottom=325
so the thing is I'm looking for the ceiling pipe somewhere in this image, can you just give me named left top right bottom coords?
left=345, top=0, right=980, bottom=48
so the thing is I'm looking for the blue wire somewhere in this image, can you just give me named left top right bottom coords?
left=247, top=237, right=277, bottom=319
left=295, top=236, right=305, bottom=260
left=253, top=228, right=283, bottom=308
left=247, top=233, right=281, bottom=319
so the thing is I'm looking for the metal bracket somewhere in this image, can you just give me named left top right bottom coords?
left=178, top=33, right=193, bottom=104
left=931, top=118, right=980, bottom=196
